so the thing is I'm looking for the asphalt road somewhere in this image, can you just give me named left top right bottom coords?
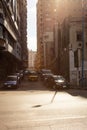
left=0, top=80, right=87, bottom=130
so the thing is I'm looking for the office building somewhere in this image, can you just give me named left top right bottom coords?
left=0, top=0, right=28, bottom=79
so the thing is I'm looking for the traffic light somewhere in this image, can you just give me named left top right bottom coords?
left=74, top=50, right=78, bottom=68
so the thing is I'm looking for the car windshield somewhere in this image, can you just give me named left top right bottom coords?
left=7, top=76, right=17, bottom=81
left=43, top=70, right=51, bottom=74
left=29, top=71, right=37, bottom=75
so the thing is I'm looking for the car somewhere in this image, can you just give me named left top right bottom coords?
left=46, top=75, right=69, bottom=90
left=43, top=73, right=53, bottom=85
left=24, top=69, right=30, bottom=75
left=28, top=70, right=39, bottom=81
left=40, top=69, right=52, bottom=81
left=13, top=73, right=21, bottom=83
left=23, top=69, right=33, bottom=80
left=3, top=75, right=19, bottom=89
left=19, top=70, right=24, bottom=79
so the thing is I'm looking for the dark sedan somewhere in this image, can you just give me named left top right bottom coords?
left=40, top=69, right=52, bottom=81
left=46, top=75, right=69, bottom=90
left=3, top=75, right=19, bottom=89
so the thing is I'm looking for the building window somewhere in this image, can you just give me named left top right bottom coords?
left=8, top=33, right=15, bottom=48
left=6, top=0, right=10, bottom=3
left=0, top=25, right=3, bottom=38
left=44, top=35, right=49, bottom=39
left=76, top=31, right=82, bottom=41
left=86, top=42, right=87, bottom=51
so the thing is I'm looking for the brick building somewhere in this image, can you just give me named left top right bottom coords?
left=37, top=0, right=57, bottom=72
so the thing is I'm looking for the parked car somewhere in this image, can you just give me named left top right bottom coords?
left=46, top=75, right=69, bottom=90
left=13, top=72, right=23, bottom=83
left=28, top=70, right=39, bottom=81
left=23, top=69, right=32, bottom=80
left=24, top=69, right=30, bottom=75
left=3, top=75, right=19, bottom=89
left=43, top=73, right=53, bottom=85
left=19, top=70, right=24, bottom=79
left=40, top=69, right=52, bottom=81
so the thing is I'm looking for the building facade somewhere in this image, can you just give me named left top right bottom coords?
left=0, top=0, right=28, bottom=80
left=37, top=0, right=58, bottom=73
left=28, top=50, right=37, bottom=70
left=37, top=0, right=87, bottom=85
left=53, top=0, right=87, bottom=85
left=19, top=0, right=28, bottom=69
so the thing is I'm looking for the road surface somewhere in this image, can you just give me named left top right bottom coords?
left=0, top=80, right=87, bottom=130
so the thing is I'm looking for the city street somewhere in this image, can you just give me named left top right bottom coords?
left=1, top=1, right=87, bottom=130
left=0, top=80, right=87, bottom=130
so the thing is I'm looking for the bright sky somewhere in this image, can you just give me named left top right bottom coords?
left=27, top=0, right=38, bottom=51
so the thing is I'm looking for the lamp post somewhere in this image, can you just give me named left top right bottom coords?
left=81, top=0, right=85, bottom=86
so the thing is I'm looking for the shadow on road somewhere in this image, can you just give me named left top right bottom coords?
left=0, top=80, right=54, bottom=91
left=66, top=89, right=87, bottom=98
left=31, top=91, right=58, bottom=108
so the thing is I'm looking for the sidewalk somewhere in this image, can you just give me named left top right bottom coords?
left=70, top=84, right=87, bottom=90
left=61, top=81, right=87, bottom=90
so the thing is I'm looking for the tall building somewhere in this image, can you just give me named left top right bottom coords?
left=28, top=50, right=36, bottom=70
left=56, top=0, right=87, bottom=85
left=0, top=0, right=28, bottom=80
left=37, top=0, right=56, bottom=72
left=37, top=0, right=87, bottom=85
left=19, top=0, right=28, bottom=69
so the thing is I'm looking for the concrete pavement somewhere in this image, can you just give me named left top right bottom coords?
left=0, top=89, right=87, bottom=130
left=0, top=80, right=87, bottom=130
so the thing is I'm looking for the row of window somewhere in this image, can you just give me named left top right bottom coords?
left=16, top=45, right=21, bottom=56
left=0, top=24, right=21, bottom=56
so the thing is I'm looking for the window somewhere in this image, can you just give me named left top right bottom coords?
left=0, top=25, right=3, bottom=38
left=44, top=35, right=49, bottom=39
left=6, top=0, right=10, bottom=3
left=0, top=1, right=2, bottom=8
left=76, top=31, right=82, bottom=41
